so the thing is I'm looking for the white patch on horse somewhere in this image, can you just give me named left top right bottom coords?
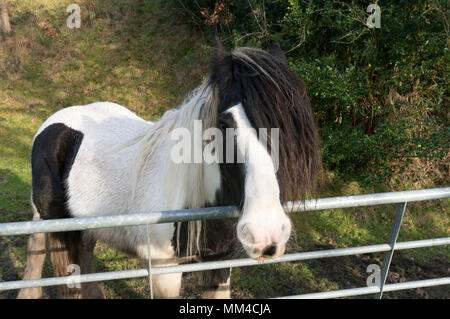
left=36, top=91, right=221, bottom=262
left=225, top=103, right=291, bottom=259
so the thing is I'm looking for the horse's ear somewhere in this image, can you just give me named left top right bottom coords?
left=269, top=43, right=287, bottom=65
left=210, top=36, right=233, bottom=85
left=212, top=36, right=228, bottom=59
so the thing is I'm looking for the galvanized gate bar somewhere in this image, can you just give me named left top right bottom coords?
left=149, top=237, right=450, bottom=275
left=276, top=277, right=450, bottom=299
left=286, top=187, right=450, bottom=212
left=394, top=237, right=450, bottom=249
left=0, top=269, right=150, bottom=291
left=375, top=202, right=407, bottom=299
left=2, top=237, right=449, bottom=291
left=0, top=206, right=240, bottom=236
left=145, top=224, right=154, bottom=299
left=1, top=188, right=449, bottom=236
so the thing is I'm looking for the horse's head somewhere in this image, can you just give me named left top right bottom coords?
left=208, top=38, right=321, bottom=260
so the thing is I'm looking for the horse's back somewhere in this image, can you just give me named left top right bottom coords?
left=30, top=102, right=174, bottom=261
left=35, top=102, right=151, bottom=142
left=32, top=102, right=153, bottom=220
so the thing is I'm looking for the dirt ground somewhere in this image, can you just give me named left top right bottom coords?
left=294, top=244, right=449, bottom=299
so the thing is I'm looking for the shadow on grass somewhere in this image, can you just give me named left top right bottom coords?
left=95, top=258, right=149, bottom=299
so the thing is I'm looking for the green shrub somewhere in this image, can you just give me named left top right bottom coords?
left=173, top=0, right=449, bottom=186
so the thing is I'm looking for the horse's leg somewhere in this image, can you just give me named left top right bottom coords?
left=17, top=203, right=47, bottom=299
left=149, top=248, right=182, bottom=298
left=198, top=219, right=234, bottom=299
left=151, top=272, right=182, bottom=298
left=200, top=268, right=231, bottom=299
left=78, top=238, right=105, bottom=299
left=150, top=256, right=182, bottom=299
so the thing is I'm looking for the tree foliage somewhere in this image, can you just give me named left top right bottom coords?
left=174, top=0, right=449, bottom=186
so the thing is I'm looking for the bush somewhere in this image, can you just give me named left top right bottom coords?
left=173, top=0, right=449, bottom=186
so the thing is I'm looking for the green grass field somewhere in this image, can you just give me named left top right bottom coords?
left=0, top=0, right=448, bottom=299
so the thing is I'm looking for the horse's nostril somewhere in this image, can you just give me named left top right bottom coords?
left=261, top=244, right=277, bottom=257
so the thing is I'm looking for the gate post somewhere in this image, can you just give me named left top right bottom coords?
left=375, top=202, right=407, bottom=299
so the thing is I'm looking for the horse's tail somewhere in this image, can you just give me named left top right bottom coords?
left=17, top=195, right=84, bottom=299
left=39, top=218, right=104, bottom=299
left=48, top=227, right=105, bottom=298
left=47, top=230, right=83, bottom=298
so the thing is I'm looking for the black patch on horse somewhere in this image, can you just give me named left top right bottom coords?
left=31, top=123, right=84, bottom=259
left=32, top=123, right=83, bottom=219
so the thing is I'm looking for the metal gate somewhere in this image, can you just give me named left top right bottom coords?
left=0, top=187, right=449, bottom=298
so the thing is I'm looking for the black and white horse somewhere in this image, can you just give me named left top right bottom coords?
left=18, top=39, right=321, bottom=299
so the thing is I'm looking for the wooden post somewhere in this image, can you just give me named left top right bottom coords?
left=0, top=0, right=12, bottom=36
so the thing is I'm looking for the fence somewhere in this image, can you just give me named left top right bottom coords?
left=0, top=187, right=449, bottom=299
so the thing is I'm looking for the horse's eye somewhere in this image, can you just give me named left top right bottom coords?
left=218, top=113, right=234, bottom=130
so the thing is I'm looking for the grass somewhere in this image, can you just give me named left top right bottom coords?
left=0, top=0, right=448, bottom=299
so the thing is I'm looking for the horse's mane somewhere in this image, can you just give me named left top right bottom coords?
left=127, top=45, right=321, bottom=258
left=209, top=46, right=322, bottom=202
left=128, top=85, right=217, bottom=257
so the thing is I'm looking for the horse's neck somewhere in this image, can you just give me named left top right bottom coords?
left=131, top=85, right=220, bottom=211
